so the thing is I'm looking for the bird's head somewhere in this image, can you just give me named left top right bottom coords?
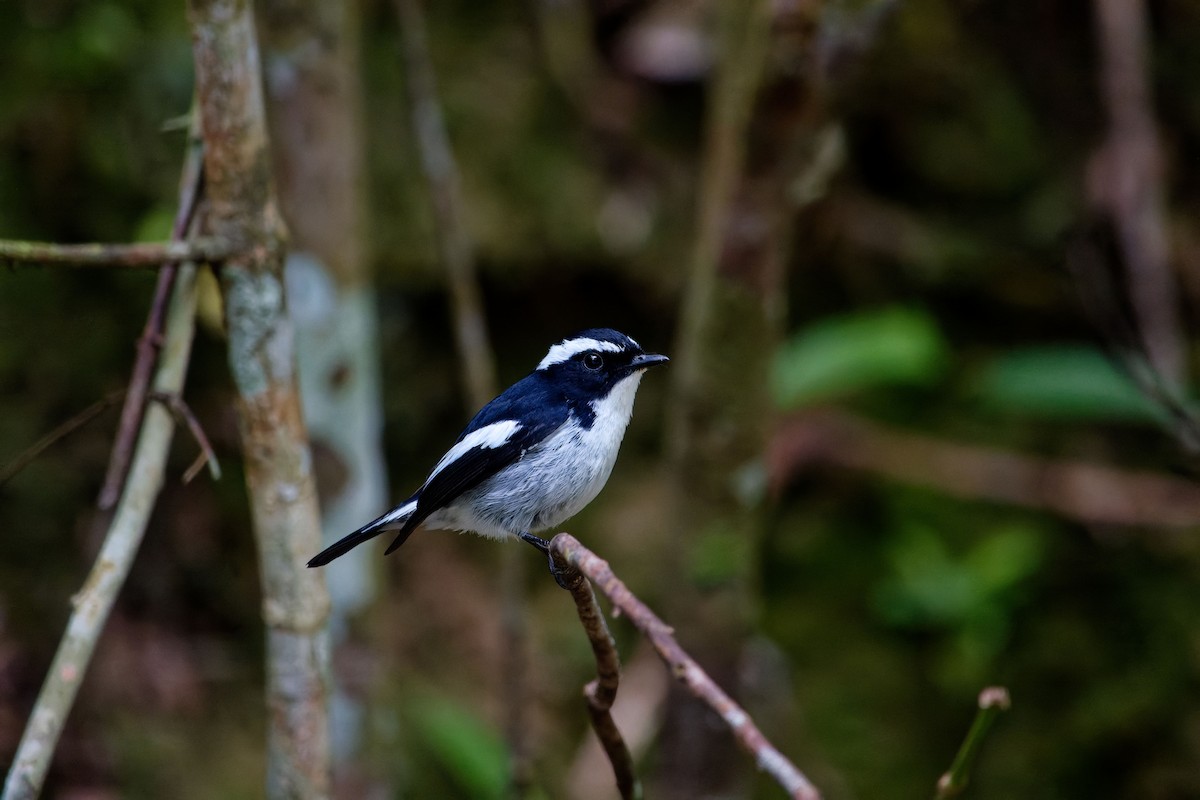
left=536, top=328, right=669, bottom=398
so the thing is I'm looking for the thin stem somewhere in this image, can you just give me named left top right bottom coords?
left=149, top=390, right=222, bottom=483
left=550, top=534, right=821, bottom=800
left=97, top=120, right=207, bottom=509
left=0, top=237, right=230, bottom=269
left=935, top=687, right=1011, bottom=799
left=0, top=390, right=125, bottom=489
left=1, top=266, right=200, bottom=800
left=394, top=0, right=497, bottom=411
left=1091, top=0, right=1182, bottom=383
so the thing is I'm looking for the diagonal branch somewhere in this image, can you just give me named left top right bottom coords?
left=149, top=390, right=222, bottom=484
left=97, top=120, right=207, bottom=509
left=549, top=533, right=821, bottom=800
left=0, top=237, right=231, bottom=270
left=2, top=265, right=200, bottom=800
left=0, top=390, right=125, bottom=490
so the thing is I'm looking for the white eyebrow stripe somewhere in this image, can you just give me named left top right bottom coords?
left=427, top=420, right=522, bottom=481
left=537, top=337, right=624, bottom=370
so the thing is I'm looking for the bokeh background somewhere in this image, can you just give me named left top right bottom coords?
left=4, top=0, right=1200, bottom=798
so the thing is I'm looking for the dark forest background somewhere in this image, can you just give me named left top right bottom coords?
left=4, top=0, right=1200, bottom=797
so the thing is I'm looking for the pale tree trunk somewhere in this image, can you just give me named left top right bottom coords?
left=257, top=0, right=389, bottom=774
left=187, top=1, right=332, bottom=797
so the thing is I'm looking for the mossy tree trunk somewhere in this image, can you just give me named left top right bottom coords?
left=187, top=0, right=332, bottom=796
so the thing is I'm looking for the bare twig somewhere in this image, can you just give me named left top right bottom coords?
left=394, top=0, right=497, bottom=411
left=149, top=390, right=222, bottom=484
left=0, top=237, right=230, bottom=270
left=1090, top=0, right=1183, bottom=383
left=935, top=687, right=1010, bottom=799
left=1065, top=224, right=1200, bottom=455
left=0, top=390, right=124, bottom=490
left=98, top=121, right=207, bottom=509
left=550, top=534, right=821, bottom=800
left=2, top=266, right=200, bottom=800
left=556, top=558, right=640, bottom=800
left=770, top=410, right=1200, bottom=530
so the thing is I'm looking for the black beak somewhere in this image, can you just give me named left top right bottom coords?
left=631, top=353, right=669, bottom=370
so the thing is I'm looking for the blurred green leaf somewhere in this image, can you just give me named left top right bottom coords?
left=771, top=307, right=949, bottom=408
left=874, top=524, right=978, bottom=627
left=688, top=524, right=755, bottom=587
left=972, top=345, right=1164, bottom=422
left=133, top=204, right=176, bottom=242
left=77, top=3, right=139, bottom=66
left=873, top=521, right=1044, bottom=630
left=409, top=694, right=507, bottom=799
left=966, top=525, right=1044, bottom=594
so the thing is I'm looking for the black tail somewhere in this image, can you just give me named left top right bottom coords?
left=383, top=525, right=417, bottom=556
left=307, top=500, right=418, bottom=567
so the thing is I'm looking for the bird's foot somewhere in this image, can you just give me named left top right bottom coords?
left=518, top=531, right=569, bottom=590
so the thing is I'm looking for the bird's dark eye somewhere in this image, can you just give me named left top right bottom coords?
left=583, top=353, right=603, bottom=370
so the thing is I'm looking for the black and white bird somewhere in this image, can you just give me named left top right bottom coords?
left=307, top=328, right=668, bottom=571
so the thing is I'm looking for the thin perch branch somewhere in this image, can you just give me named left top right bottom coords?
left=2, top=266, right=200, bottom=800
left=556, top=556, right=640, bottom=800
left=549, top=533, right=821, bottom=800
left=935, top=687, right=1011, bottom=799
left=0, top=237, right=231, bottom=270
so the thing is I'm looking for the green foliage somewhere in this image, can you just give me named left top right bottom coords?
left=687, top=522, right=757, bottom=587
left=771, top=307, right=950, bottom=408
left=873, top=518, right=1045, bottom=681
left=408, top=693, right=509, bottom=800
left=971, top=345, right=1165, bottom=422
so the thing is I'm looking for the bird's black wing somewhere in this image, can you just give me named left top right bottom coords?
left=383, top=374, right=568, bottom=553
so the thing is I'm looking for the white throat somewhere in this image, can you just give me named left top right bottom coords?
left=588, top=371, right=645, bottom=446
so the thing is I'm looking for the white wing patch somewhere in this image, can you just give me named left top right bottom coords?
left=378, top=499, right=418, bottom=525
left=427, top=419, right=522, bottom=481
left=537, top=337, right=624, bottom=370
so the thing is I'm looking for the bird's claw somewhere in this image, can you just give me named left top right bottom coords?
left=518, top=532, right=570, bottom=590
